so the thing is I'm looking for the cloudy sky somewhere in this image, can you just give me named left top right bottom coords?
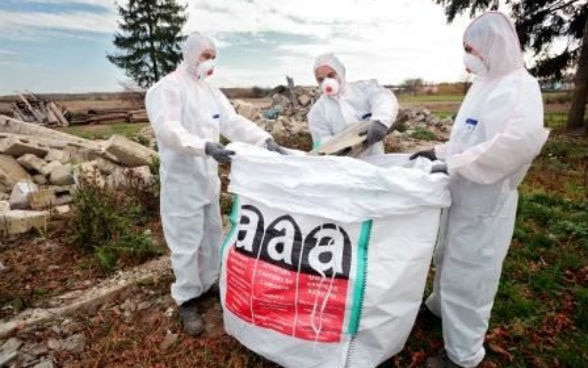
left=0, top=0, right=486, bottom=94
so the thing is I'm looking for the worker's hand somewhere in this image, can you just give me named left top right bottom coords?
left=431, top=163, right=448, bottom=174
left=205, top=142, right=235, bottom=164
left=265, top=138, right=288, bottom=155
left=409, top=148, right=437, bottom=161
left=363, top=120, right=388, bottom=146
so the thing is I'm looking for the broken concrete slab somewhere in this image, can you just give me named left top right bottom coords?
left=29, top=186, right=73, bottom=210
left=32, top=174, right=47, bottom=185
left=0, top=153, right=31, bottom=186
left=126, top=165, right=153, bottom=185
left=33, top=360, right=55, bottom=368
left=40, top=160, right=62, bottom=176
left=103, top=135, right=157, bottom=167
left=17, top=153, right=47, bottom=173
left=0, top=115, right=99, bottom=151
left=28, top=189, right=58, bottom=211
left=310, top=121, right=372, bottom=157
left=0, top=136, right=49, bottom=158
left=233, top=100, right=260, bottom=121
left=49, top=164, right=74, bottom=186
left=0, top=351, right=18, bottom=367
left=0, top=209, right=47, bottom=235
left=1, top=337, right=23, bottom=354
left=9, top=181, right=38, bottom=209
left=53, top=205, right=71, bottom=215
left=0, top=256, right=170, bottom=339
left=0, top=200, right=10, bottom=212
left=298, top=94, right=311, bottom=107
left=44, top=149, right=71, bottom=164
left=95, top=156, right=122, bottom=175
left=73, top=160, right=105, bottom=187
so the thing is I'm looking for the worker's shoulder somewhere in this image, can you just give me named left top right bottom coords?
left=147, top=72, right=184, bottom=93
left=348, top=79, right=389, bottom=94
left=308, top=95, right=328, bottom=117
left=489, top=69, right=539, bottom=98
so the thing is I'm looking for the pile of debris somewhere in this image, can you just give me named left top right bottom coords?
left=69, top=108, right=148, bottom=125
left=10, top=93, right=69, bottom=127
left=0, top=115, right=158, bottom=236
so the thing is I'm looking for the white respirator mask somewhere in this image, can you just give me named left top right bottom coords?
left=463, top=53, right=488, bottom=77
left=321, top=78, right=340, bottom=96
left=196, top=59, right=215, bottom=80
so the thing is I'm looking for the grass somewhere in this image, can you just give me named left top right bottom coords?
left=397, top=94, right=465, bottom=103
left=409, top=127, right=438, bottom=141
left=395, top=134, right=588, bottom=367
left=58, top=122, right=148, bottom=140
left=10, top=96, right=587, bottom=367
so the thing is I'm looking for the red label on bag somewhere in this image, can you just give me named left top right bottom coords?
left=225, top=204, right=352, bottom=342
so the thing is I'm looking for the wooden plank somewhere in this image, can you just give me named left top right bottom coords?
left=18, top=94, right=45, bottom=123
left=45, top=108, right=59, bottom=125
left=47, top=102, right=69, bottom=127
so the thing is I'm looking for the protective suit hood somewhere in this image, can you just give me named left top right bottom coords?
left=179, top=32, right=217, bottom=80
left=464, top=11, right=523, bottom=78
left=313, top=53, right=347, bottom=90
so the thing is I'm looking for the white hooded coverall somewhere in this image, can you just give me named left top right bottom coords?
left=308, top=53, right=399, bottom=156
left=424, top=12, right=549, bottom=367
left=145, top=33, right=271, bottom=306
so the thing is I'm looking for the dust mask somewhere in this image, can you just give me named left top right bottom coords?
left=321, top=78, right=340, bottom=96
left=463, top=53, right=488, bottom=77
left=197, top=59, right=215, bottom=80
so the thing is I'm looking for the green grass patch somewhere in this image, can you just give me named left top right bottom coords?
left=69, top=159, right=162, bottom=273
left=397, top=94, right=465, bottom=103
left=59, top=122, right=148, bottom=140
left=409, top=127, right=438, bottom=141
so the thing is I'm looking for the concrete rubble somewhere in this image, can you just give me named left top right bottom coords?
left=230, top=87, right=452, bottom=150
left=0, top=114, right=159, bottom=235
left=136, top=87, right=453, bottom=155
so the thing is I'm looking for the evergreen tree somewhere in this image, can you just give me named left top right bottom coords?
left=107, top=0, right=187, bottom=89
left=433, top=0, right=587, bottom=132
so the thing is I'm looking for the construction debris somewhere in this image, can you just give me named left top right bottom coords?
left=310, top=121, right=371, bottom=157
left=0, top=210, right=47, bottom=236
left=69, top=108, right=148, bottom=125
left=103, top=135, right=157, bottom=167
left=0, top=115, right=158, bottom=224
left=11, top=93, right=69, bottom=127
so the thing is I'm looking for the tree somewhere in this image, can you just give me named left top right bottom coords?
left=402, top=78, right=425, bottom=95
left=107, top=0, right=187, bottom=89
left=433, top=0, right=588, bottom=133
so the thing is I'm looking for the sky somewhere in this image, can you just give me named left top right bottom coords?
left=0, top=0, right=488, bottom=94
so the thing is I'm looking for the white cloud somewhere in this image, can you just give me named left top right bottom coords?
left=1, top=0, right=522, bottom=92
left=0, top=10, right=117, bottom=34
left=0, top=49, right=19, bottom=56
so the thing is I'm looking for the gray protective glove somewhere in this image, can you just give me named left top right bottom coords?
left=409, top=148, right=437, bottom=161
left=431, top=163, right=448, bottom=174
left=363, top=120, right=388, bottom=146
left=265, top=138, right=288, bottom=155
left=205, top=142, right=235, bottom=164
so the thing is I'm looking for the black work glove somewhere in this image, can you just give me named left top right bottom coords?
left=409, top=148, right=437, bottom=161
left=431, top=163, right=448, bottom=174
left=205, top=142, right=235, bottom=164
left=265, top=138, right=288, bottom=155
left=361, top=120, right=388, bottom=146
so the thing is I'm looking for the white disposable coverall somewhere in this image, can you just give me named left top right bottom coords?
left=145, top=33, right=271, bottom=305
left=424, top=12, right=549, bottom=367
left=308, top=53, right=399, bottom=156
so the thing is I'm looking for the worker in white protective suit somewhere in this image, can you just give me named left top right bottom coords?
left=308, top=53, right=399, bottom=156
left=145, top=32, right=287, bottom=336
left=410, top=12, right=549, bottom=368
